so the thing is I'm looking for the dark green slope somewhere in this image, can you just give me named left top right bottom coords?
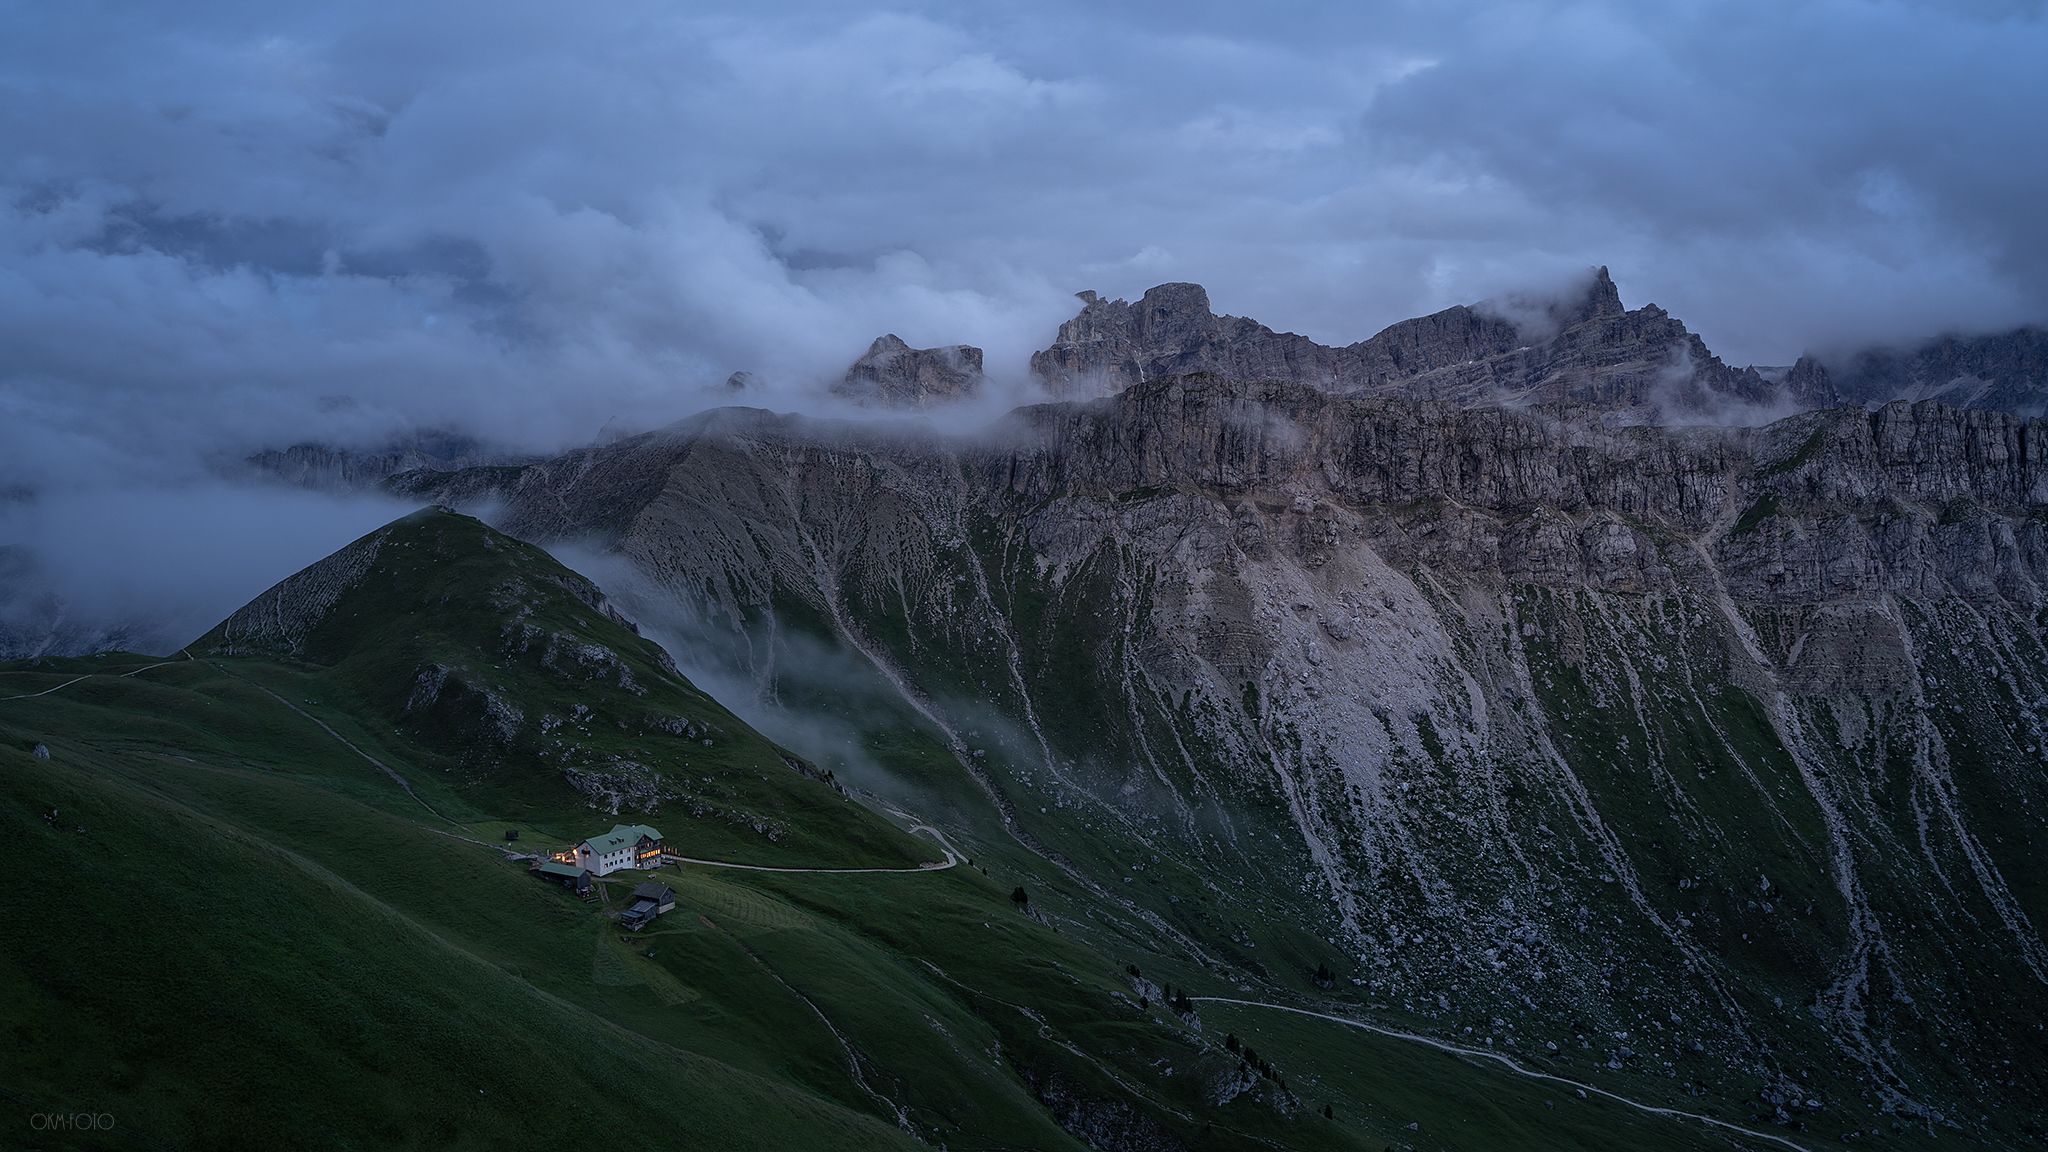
left=0, top=508, right=1802, bottom=1151
left=193, top=506, right=923, bottom=870
left=0, top=510, right=1352, bottom=1152
left=0, top=733, right=923, bottom=1152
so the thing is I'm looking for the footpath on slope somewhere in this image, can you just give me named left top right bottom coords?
left=1191, top=996, right=1814, bottom=1152
left=659, top=822, right=960, bottom=875
left=198, top=660, right=454, bottom=824
left=0, top=653, right=191, bottom=701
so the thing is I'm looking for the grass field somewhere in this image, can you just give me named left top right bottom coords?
left=11, top=651, right=1951, bottom=1151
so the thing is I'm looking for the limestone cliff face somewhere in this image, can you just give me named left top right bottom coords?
left=397, top=381, right=2048, bottom=773
left=1029, top=270, right=1779, bottom=417
left=834, top=333, right=983, bottom=408
left=242, top=431, right=513, bottom=491
left=1796, top=327, right=2048, bottom=416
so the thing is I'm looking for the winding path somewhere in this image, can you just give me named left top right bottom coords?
left=1190, top=996, right=1814, bottom=1152
left=0, top=653, right=190, bottom=701
left=660, top=823, right=960, bottom=875
left=201, top=662, right=453, bottom=823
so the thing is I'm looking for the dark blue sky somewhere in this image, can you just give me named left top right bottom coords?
left=2, top=0, right=2045, bottom=653
left=3, top=0, right=2046, bottom=476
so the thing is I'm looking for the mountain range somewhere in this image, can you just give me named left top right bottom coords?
left=7, top=508, right=1779, bottom=1152
left=1020, top=270, right=2045, bottom=419
left=5, top=269, right=2047, bottom=1149
left=381, top=366, right=2046, bottom=1143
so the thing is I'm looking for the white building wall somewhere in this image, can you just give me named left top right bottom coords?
left=577, top=844, right=639, bottom=876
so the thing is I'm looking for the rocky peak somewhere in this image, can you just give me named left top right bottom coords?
left=1133, top=281, right=1214, bottom=330
left=1561, top=265, right=1625, bottom=325
left=1781, top=356, right=1842, bottom=408
left=1799, top=326, right=2048, bottom=416
left=1030, top=281, right=1352, bottom=398
left=833, top=334, right=983, bottom=408
left=1029, top=268, right=1778, bottom=416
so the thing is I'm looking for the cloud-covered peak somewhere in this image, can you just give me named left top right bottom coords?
left=1, top=0, right=2044, bottom=489
left=3, top=0, right=2045, bottom=662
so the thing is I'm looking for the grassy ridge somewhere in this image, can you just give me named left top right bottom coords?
left=195, top=509, right=935, bottom=871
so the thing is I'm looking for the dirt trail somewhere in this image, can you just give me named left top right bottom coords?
left=661, top=823, right=960, bottom=875
left=1192, top=996, right=1813, bottom=1152
left=199, top=661, right=451, bottom=823
left=0, top=652, right=190, bottom=701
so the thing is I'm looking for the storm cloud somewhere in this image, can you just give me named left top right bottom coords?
left=2, top=1, right=2045, bottom=645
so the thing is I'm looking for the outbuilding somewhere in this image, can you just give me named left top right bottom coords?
left=531, top=860, right=595, bottom=900
left=620, top=882, right=677, bottom=931
left=629, top=882, right=677, bottom=915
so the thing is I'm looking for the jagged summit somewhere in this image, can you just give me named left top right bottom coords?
left=1559, top=264, right=1625, bottom=325
left=242, top=430, right=515, bottom=492
left=833, top=333, right=983, bottom=408
left=1029, top=266, right=1774, bottom=415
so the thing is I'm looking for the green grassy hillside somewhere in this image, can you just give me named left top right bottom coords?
left=0, top=510, right=1817, bottom=1150
left=193, top=506, right=927, bottom=870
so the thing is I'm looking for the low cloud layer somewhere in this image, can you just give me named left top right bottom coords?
left=7, top=2, right=2046, bottom=473
left=3, top=1, right=2045, bottom=648
left=0, top=484, right=411, bottom=655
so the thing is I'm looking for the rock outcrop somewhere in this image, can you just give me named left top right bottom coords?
left=1793, top=326, right=2048, bottom=416
left=833, top=334, right=983, bottom=408
left=242, top=430, right=513, bottom=492
left=1029, top=269, right=1783, bottom=418
left=1029, top=281, right=1522, bottom=399
left=1776, top=355, right=1843, bottom=408
left=203, top=521, right=393, bottom=656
